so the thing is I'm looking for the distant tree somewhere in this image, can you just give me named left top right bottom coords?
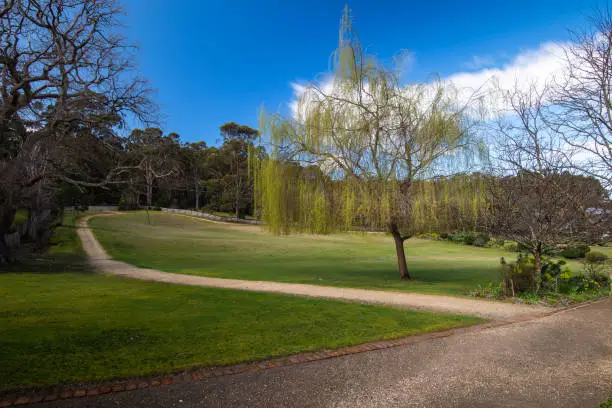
left=255, top=7, right=484, bottom=280
left=181, top=141, right=210, bottom=209
left=218, top=122, right=261, bottom=218
left=220, top=122, right=259, bottom=142
left=126, top=128, right=179, bottom=207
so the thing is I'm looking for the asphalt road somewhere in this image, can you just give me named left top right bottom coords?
left=32, top=299, right=612, bottom=408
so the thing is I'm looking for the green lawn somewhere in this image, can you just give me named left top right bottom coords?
left=0, top=215, right=482, bottom=391
left=91, top=211, right=517, bottom=296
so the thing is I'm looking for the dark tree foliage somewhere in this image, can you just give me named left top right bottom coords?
left=0, top=0, right=154, bottom=260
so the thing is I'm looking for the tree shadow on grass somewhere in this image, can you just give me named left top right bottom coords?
left=0, top=225, right=93, bottom=275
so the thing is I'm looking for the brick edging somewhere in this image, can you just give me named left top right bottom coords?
left=2, top=299, right=606, bottom=407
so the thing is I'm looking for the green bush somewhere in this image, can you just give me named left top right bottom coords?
left=502, top=241, right=520, bottom=252
left=417, top=232, right=441, bottom=240
left=560, top=243, right=590, bottom=259
left=586, top=251, right=609, bottom=263
left=473, top=236, right=487, bottom=247
left=601, top=397, right=612, bottom=408
left=540, top=259, right=572, bottom=292
left=501, top=255, right=573, bottom=295
left=447, top=231, right=489, bottom=246
left=500, top=255, right=537, bottom=294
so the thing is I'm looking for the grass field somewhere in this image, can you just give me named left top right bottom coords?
left=90, top=211, right=520, bottom=296
left=0, top=214, right=482, bottom=391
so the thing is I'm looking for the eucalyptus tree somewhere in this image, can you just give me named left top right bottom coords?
left=181, top=141, right=210, bottom=210
left=256, top=8, right=485, bottom=280
left=218, top=122, right=262, bottom=218
left=0, top=0, right=154, bottom=260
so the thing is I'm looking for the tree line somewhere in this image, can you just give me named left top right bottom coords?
left=82, top=123, right=263, bottom=217
left=1, top=0, right=611, bottom=298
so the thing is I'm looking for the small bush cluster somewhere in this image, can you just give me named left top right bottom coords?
left=601, top=398, right=612, bottom=408
left=502, top=241, right=520, bottom=252
left=416, top=232, right=442, bottom=240
left=471, top=252, right=610, bottom=304
left=446, top=231, right=490, bottom=246
left=560, top=243, right=590, bottom=259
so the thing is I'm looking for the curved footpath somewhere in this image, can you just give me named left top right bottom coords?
left=78, top=213, right=546, bottom=320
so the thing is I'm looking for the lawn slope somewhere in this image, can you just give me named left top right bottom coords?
left=91, top=211, right=510, bottom=295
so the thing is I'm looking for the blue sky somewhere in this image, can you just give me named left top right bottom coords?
left=122, top=0, right=599, bottom=145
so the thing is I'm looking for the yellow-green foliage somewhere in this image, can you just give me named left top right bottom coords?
left=253, top=7, right=488, bottom=236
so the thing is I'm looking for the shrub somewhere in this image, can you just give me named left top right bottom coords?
left=500, top=255, right=537, bottom=295
left=502, top=241, right=520, bottom=252
left=417, top=232, right=441, bottom=240
left=542, top=245, right=561, bottom=257
left=560, top=243, right=590, bottom=259
left=585, top=251, right=609, bottom=263
left=540, top=259, right=572, bottom=292
left=447, top=231, right=489, bottom=246
left=501, top=255, right=573, bottom=295
left=581, top=252, right=611, bottom=289
left=473, top=236, right=487, bottom=247
left=470, top=282, right=503, bottom=298
left=448, top=231, right=471, bottom=244
left=601, top=397, right=612, bottom=408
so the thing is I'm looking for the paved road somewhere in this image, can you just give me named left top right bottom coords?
left=32, top=299, right=612, bottom=408
left=78, top=213, right=546, bottom=320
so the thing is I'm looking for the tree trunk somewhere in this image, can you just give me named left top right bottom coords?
left=0, top=208, right=16, bottom=263
left=533, top=243, right=542, bottom=292
left=195, top=182, right=200, bottom=210
left=146, top=181, right=153, bottom=207
left=390, top=222, right=411, bottom=280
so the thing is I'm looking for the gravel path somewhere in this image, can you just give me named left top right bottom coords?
left=78, top=213, right=547, bottom=320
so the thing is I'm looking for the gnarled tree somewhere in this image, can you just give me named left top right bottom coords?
left=0, top=0, right=153, bottom=260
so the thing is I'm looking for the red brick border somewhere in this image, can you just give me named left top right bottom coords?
left=0, top=299, right=605, bottom=406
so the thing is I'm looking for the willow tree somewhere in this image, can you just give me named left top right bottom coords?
left=256, top=7, right=484, bottom=280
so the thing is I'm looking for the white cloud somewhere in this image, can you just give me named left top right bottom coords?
left=444, top=42, right=571, bottom=116
left=462, top=55, right=496, bottom=70
left=447, top=42, right=567, bottom=91
left=289, top=41, right=572, bottom=120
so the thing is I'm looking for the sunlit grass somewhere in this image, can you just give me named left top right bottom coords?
left=91, top=211, right=520, bottom=296
left=0, top=212, right=483, bottom=391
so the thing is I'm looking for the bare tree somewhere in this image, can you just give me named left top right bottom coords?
left=552, top=8, right=612, bottom=191
left=0, top=0, right=154, bottom=260
left=490, top=83, right=607, bottom=289
left=126, top=128, right=178, bottom=208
